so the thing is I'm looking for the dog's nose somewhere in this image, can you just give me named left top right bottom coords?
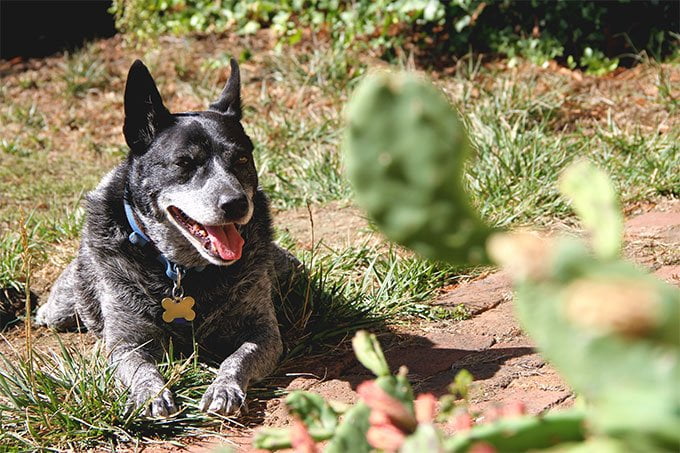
left=220, top=193, right=249, bottom=219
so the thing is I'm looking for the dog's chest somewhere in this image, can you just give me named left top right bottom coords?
left=149, top=277, right=233, bottom=319
left=158, top=290, right=245, bottom=362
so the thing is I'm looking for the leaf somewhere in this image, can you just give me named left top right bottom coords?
left=513, top=240, right=680, bottom=445
left=449, top=369, right=473, bottom=400
left=253, top=427, right=292, bottom=450
left=356, top=380, right=416, bottom=433
left=291, top=419, right=318, bottom=453
left=344, top=72, right=494, bottom=264
left=443, top=409, right=586, bottom=452
left=285, top=391, right=339, bottom=432
left=400, top=424, right=443, bottom=453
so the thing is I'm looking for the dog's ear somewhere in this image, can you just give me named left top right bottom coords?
left=209, top=58, right=241, bottom=120
left=123, top=60, right=173, bottom=154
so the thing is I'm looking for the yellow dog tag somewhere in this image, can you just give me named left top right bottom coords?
left=161, top=296, right=196, bottom=323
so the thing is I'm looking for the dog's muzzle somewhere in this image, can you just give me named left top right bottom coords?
left=168, top=206, right=245, bottom=261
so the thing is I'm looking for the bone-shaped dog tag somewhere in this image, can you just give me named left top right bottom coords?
left=161, top=296, right=196, bottom=323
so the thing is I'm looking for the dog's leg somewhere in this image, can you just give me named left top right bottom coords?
left=269, top=243, right=303, bottom=307
left=101, top=298, right=177, bottom=417
left=199, top=318, right=282, bottom=415
left=109, top=341, right=177, bottom=417
left=270, top=243, right=302, bottom=290
left=199, top=279, right=283, bottom=415
left=35, top=260, right=81, bottom=330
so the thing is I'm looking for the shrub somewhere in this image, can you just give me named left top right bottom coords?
left=110, top=0, right=679, bottom=70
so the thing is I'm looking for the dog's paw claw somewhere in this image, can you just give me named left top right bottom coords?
left=151, top=389, right=178, bottom=417
left=34, top=307, right=47, bottom=326
left=199, top=380, right=246, bottom=416
left=128, top=386, right=177, bottom=418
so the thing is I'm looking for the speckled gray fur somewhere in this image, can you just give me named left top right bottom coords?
left=35, top=59, right=299, bottom=417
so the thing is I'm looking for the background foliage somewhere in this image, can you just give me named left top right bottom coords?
left=111, top=0, right=679, bottom=71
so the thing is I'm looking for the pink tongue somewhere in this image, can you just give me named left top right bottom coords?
left=204, top=224, right=244, bottom=261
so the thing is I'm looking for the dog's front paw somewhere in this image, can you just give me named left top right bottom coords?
left=199, top=379, right=246, bottom=415
left=128, top=384, right=178, bottom=417
left=34, top=304, right=48, bottom=326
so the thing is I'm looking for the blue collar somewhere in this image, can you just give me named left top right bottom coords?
left=123, top=198, right=204, bottom=280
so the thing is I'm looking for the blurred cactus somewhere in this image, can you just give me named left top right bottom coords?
left=444, top=410, right=586, bottom=452
left=489, top=162, right=679, bottom=451
left=344, top=72, right=494, bottom=265
left=255, top=73, right=679, bottom=452
left=352, top=330, right=390, bottom=377
left=253, top=330, right=417, bottom=452
left=559, top=159, right=623, bottom=260
left=254, top=330, right=588, bottom=452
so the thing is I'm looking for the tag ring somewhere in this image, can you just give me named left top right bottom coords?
left=171, top=265, right=184, bottom=299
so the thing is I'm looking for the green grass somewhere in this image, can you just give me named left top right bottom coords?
left=0, top=238, right=469, bottom=449
left=282, top=239, right=470, bottom=339
left=60, top=47, right=112, bottom=98
left=656, top=63, right=679, bottom=113
left=445, top=66, right=678, bottom=227
left=247, top=46, right=363, bottom=209
left=0, top=337, right=238, bottom=449
left=0, top=230, right=34, bottom=294
left=0, top=32, right=677, bottom=449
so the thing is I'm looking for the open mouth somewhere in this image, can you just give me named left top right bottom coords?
left=168, top=206, right=245, bottom=262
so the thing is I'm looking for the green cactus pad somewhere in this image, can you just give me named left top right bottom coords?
left=344, top=72, right=494, bottom=264
left=325, top=403, right=371, bottom=453
left=559, top=160, right=623, bottom=260
left=444, top=409, right=586, bottom=452
left=513, top=238, right=680, bottom=449
left=352, top=330, right=390, bottom=377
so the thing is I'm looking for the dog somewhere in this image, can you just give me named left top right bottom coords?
left=35, top=58, right=298, bottom=417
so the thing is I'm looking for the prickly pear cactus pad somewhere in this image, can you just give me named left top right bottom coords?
left=488, top=161, right=680, bottom=451
left=559, top=159, right=623, bottom=260
left=344, top=72, right=494, bottom=264
left=509, top=241, right=680, bottom=450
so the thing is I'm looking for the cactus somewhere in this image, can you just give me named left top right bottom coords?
left=558, top=160, right=623, bottom=260
left=344, top=72, right=494, bottom=265
left=489, top=163, right=680, bottom=451
left=352, top=330, right=390, bottom=377
left=443, top=410, right=586, bottom=452
left=255, top=73, right=679, bottom=452
left=255, top=330, right=588, bottom=452
left=344, top=71, right=678, bottom=452
left=253, top=330, right=416, bottom=452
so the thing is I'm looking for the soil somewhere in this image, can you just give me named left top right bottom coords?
left=273, top=201, right=380, bottom=251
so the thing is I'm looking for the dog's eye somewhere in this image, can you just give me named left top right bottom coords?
left=175, top=156, right=194, bottom=168
left=235, top=156, right=249, bottom=165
